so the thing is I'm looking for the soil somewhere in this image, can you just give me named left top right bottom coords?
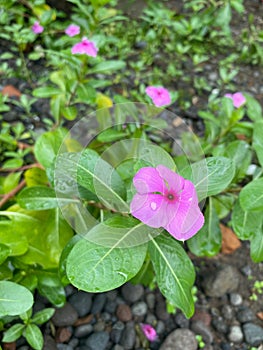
left=1, top=0, right=263, bottom=349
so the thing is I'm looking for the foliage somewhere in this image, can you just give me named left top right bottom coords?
left=0, top=0, right=263, bottom=346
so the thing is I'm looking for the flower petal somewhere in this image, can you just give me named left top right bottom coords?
left=156, top=165, right=184, bottom=193
left=133, top=167, right=165, bottom=194
left=130, top=193, right=168, bottom=228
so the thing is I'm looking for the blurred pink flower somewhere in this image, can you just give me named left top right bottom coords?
left=140, top=324, right=158, bottom=342
left=225, top=92, right=246, bottom=108
left=145, top=86, right=171, bottom=107
left=65, top=24, right=80, bottom=37
left=71, top=37, right=98, bottom=57
left=31, top=21, right=44, bottom=34
left=130, top=165, right=204, bottom=241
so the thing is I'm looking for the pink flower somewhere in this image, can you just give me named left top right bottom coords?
left=31, top=21, right=44, bottom=34
left=130, top=165, right=204, bottom=241
left=140, top=324, right=158, bottom=342
left=145, top=86, right=171, bottom=107
left=71, top=37, right=98, bottom=57
left=65, top=24, right=80, bottom=37
left=225, top=92, right=246, bottom=108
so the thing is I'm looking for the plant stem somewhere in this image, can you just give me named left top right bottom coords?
left=0, top=179, right=26, bottom=208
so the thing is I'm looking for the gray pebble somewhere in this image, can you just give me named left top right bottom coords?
left=93, top=320, right=105, bottom=332
left=68, top=338, right=79, bottom=348
left=146, top=293, right=155, bottom=309
left=175, top=312, right=190, bottom=328
left=17, top=347, right=30, bottom=350
left=104, top=300, right=117, bottom=314
left=113, top=345, right=124, bottom=350
left=101, top=312, right=111, bottom=322
left=156, top=299, right=170, bottom=321
left=74, top=324, right=93, bottom=338
left=120, top=321, right=136, bottom=349
left=243, top=322, right=263, bottom=346
left=241, top=265, right=252, bottom=276
left=160, top=328, right=198, bottom=350
left=43, top=335, right=57, bottom=350
left=237, top=306, right=255, bottom=323
left=221, top=305, right=234, bottom=320
left=69, top=291, right=92, bottom=317
left=203, top=265, right=240, bottom=297
left=145, top=313, right=157, bottom=325
left=230, top=293, right=243, bottom=306
left=85, top=331, right=110, bottom=350
left=91, top=293, right=106, bottom=314
left=121, top=283, right=144, bottom=303
left=52, top=303, right=78, bottom=327
left=131, top=301, right=148, bottom=317
left=212, top=317, right=228, bottom=334
left=191, top=320, right=214, bottom=344
left=111, top=321, right=125, bottom=344
left=57, top=345, right=74, bottom=350
left=106, top=290, right=118, bottom=301
left=228, top=325, right=243, bottom=343
left=156, top=320, right=165, bottom=334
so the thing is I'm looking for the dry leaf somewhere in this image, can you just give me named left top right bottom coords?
left=220, top=224, right=241, bottom=254
left=1, top=85, right=21, bottom=98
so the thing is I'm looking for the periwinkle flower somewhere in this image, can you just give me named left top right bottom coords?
left=225, top=92, right=246, bottom=108
left=31, top=21, right=44, bottom=34
left=145, top=86, right=171, bottom=107
left=130, top=165, right=204, bottom=241
left=71, top=37, right=98, bottom=57
left=65, top=24, right=80, bottom=37
left=140, top=323, right=158, bottom=342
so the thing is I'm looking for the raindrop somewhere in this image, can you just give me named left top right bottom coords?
left=151, top=202, right=157, bottom=210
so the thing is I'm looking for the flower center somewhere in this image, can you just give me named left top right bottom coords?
left=167, top=193, right=174, bottom=200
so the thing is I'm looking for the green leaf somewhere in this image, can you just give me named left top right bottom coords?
left=232, top=200, right=263, bottom=240
left=66, top=233, right=147, bottom=292
left=0, top=281, right=33, bottom=317
left=2, top=323, right=25, bottom=342
left=148, top=234, right=195, bottom=318
left=3, top=172, right=21, bottom=194
left=224, top=140, right=251, bottom=181
left=34, top=128, right=68, bottom=168
left=61, top=106, right=78, bottom=120
left=250, top=228, right=263, bottom=263
left=97, top=128, right=128, bottom=143
left=33, top=86, right=60, bottom=98
left=17, top=186, right=79, bottom=210
left=37, top=272, right=65, bottom=307
left=240, top=178, right=263, bottom=211
left=89, top=60, right=126, bottom=74
left=181, top=157, right=235, bottom=201
left=252, top=120, right=263, bottom=167
left=187, top=198, right=221, bottom=257
left=24, top=167, right=48, bottom=187
left=84, top=216, right=161, bottom=247
left=76, top=83, right=96, bottom=103
left=24, top=324, right=43, bottom=350
left=0, top=244, right=11, bottom=265
left=2, top=158, right=23, bottom=169
left=31, top=308, right=55, bottom=325
left=245, top=94, right=262, bottom=121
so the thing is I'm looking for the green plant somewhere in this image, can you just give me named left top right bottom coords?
left=196, top=334, right=205, bottom=349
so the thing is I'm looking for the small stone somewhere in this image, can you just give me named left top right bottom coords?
left=243, top=323, right=263, bottom=346
left=68, top=338, right=79, bottom=348
left=68, top=291, right=92, bottom=317
left=113, top=345, right=124, bottom=350
left=230, top=293, right=243, bottom=306
left=52, top=303, right=78, bottom=327
left=101, top=312, right=111, bottom=322
left=43, top=335, right=57, bottom=350
left=91, top=293, right=107, bottom=314
left=208, top=72, right=218, bottom=81
left=56, top=345, right=73, bottom=350
left=156, top=320, right=165, bottom=335
left=111, top=321, right=125, bottom=344
left=116, top=304, right=132, bottom=322
left=93, top=320, right=105, bottom=332
left=175, top=312, right=190, bottom=328
left=55, top=327, right=72, bottom=343
left=203, top=265, right=240, bottom=297
left=237, top=306, right=255, bottom=323
left=191, top=310, right=211, bottom=327
left=120, top=321, right=136, bottom=349
left=146, top=293, right=155, bottom=309
left=131, top=301, right=148, bottom=317
left=241, top=265, right=252, bottom=276
left=191, top=320, right=214, bottom=344
left=160, top=329, right=198, bottom=350
left=85, top=331, right=110, bottom=350
left=212, top=317, right=228, bottom=334
left=220, top=343, right=231, bottom=350
left=221, top=305, right=234, bottom=320
left=145, top=313, right=157, bottom=325
left=106, top=290, right=118, bottom=301
left=121, top=283, right=144, bottom=303
left=155, top=298, right=169, bottom=321
left=74, top=324, right=93, bottom=338
left=228, top=325, right=243, bottom=343
left=104, top=300, right=117, bottom=314
left=17, top=347, right=29, bottom=350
